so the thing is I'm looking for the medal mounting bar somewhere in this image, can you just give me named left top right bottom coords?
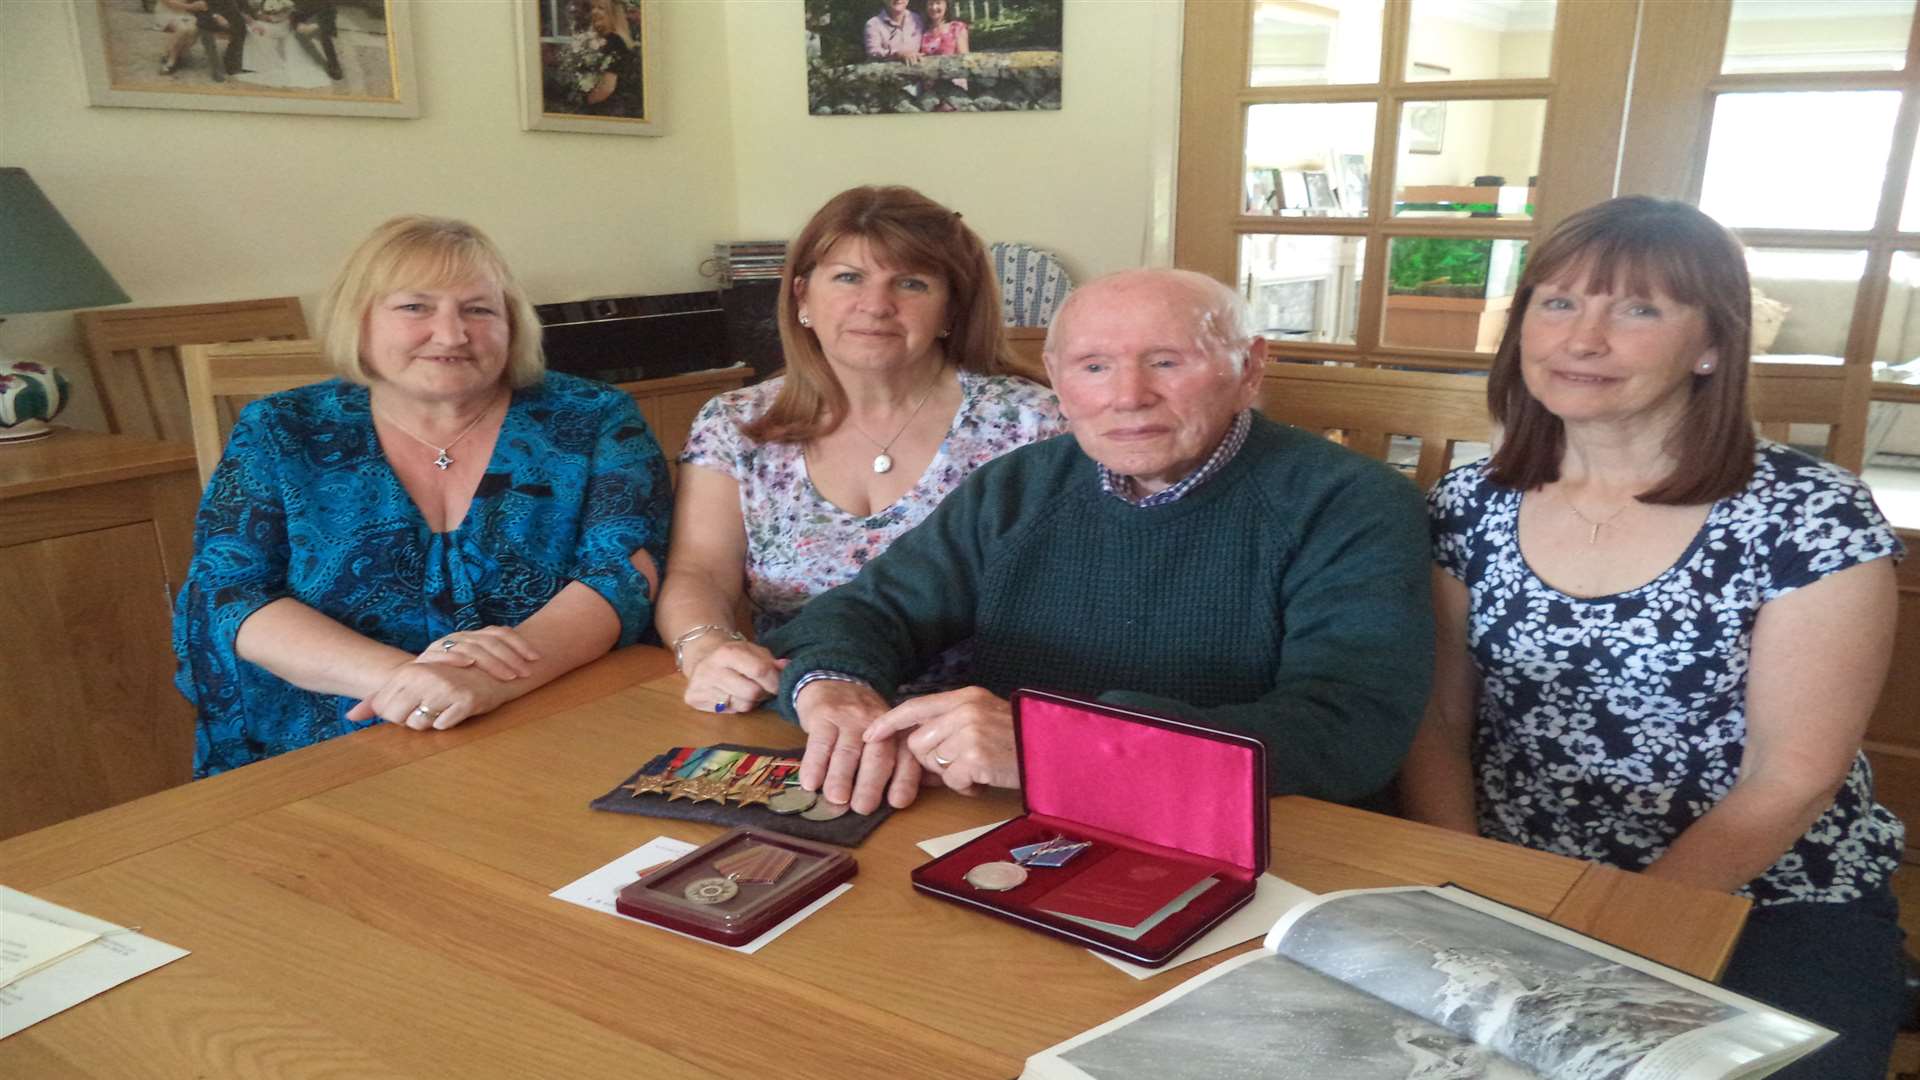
left=910, top=690, right=1268, bottom=967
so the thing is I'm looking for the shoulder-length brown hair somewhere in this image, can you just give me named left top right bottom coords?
left=316, top=215, right=545, bottom=390
left=1486, top=196, right=1755, bottom=504
left=742, top=185, right=1012, bottom=444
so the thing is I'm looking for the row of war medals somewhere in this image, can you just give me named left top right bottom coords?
left=623, top=747, right=801, bottom=810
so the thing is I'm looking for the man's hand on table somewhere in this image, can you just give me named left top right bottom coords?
left=865, top=687, right=1019, bottom=796
left=795, top=678, right=923, bottom=813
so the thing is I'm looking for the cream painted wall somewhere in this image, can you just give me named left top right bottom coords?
left=1, top=0, right=741, bottom=432
left=722, top=0, right=1181, bottom=289
left=6, top=0, right=1180, bottom=435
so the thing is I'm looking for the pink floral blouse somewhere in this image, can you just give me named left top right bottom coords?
left=921, top=18, right=967, bottom=56
left=679, top=370, right=1064, bottom=689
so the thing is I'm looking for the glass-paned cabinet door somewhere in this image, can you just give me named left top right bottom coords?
left=1723, top=0, right=1914, bottom=74
left=1393, top=98, right=1546, bottom=220
left=1699, top=91, right=1900, bottom=232
left=1380, top=236, right=1526, bottom=352
left=1250, top=0, right=1385, bottom=86
left=1245, top=102, right=1377, bottom=217
left=1238, top=234, right=1367, bottom=344
left=1405, top=0, right=1556, bottom=81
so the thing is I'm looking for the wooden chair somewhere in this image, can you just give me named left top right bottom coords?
left=1259, top=361, right=1496, bottom=489
left=76, top=297, right=309, bottom=443
left=1748, top=358, right=1872, bottom=472
left=180, top=339, right=333, bottom=486
left=1005, top=326, right=1049, bottom=385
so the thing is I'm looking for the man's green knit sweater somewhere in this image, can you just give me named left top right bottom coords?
left=765, top=414, right=1434, bottom=802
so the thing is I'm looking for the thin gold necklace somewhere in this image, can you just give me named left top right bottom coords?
left=847, top=367, right=944, bottom=475
left=1558, top=488, right=1634, bottom=545
left=376, top=398, right=499, bottom=471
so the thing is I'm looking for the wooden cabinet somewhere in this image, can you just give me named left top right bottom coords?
left=616, top=366, right=754, bottom=485
left=0, top=431, right=200, bottom=839
left=1864, top=527, right=1920, bottom=862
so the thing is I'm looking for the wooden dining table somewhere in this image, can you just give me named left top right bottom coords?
left=0, top=647, right=1751, bottom=1078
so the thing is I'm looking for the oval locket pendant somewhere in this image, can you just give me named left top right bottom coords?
left=872, top=453, right=894, bottom=474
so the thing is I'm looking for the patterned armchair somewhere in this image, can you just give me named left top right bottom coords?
left=990, top=241, right=1073, bottom=327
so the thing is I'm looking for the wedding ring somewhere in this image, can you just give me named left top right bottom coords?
left=439, top=637, right=460, bottom=652
left=412, top=705, right=441, bottom=718
left=932, top=753, right=954, bottom=768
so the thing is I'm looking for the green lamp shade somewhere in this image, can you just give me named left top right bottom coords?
left=0, top=167, right=130, bottom=316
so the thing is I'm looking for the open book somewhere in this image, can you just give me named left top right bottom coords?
left=1024, top=885, right=1830, bottom=1080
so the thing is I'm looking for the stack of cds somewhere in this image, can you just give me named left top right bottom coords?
left=712, top=241, right=787, bottom=286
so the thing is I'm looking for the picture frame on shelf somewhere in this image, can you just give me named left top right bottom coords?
left=1302, top=171, right=1336, bottom=212
left=69, top=0, right=417, bottom=118
left=1278, top=170, right=1310, bottom=213
left=1245, top=168, right=1280, bottom=215
left=1333, top=152, right=1369, bottom=215
left=515, top=0, right=664, bottom=136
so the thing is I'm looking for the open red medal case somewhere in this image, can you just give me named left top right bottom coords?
left=616, top=827, right=857, bottom=946
left=911, top=690, right=1268, bottom=967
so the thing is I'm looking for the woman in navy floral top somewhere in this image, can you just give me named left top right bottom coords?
left=1403, top=197, right=1905, bottom=1079
left=175, top=216, right=670, bottom=777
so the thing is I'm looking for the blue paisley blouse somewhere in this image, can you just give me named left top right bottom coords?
left=1429, top=442, right=1905, bottom=906
left=175, top=372, right=671, bottom=778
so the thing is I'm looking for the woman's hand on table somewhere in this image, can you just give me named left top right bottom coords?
left=413, top=626, right=541, bottom=682
left=680, top=638, right=785, bottom=714
left=347, top=661, right=518, bottom=731
left=863, top=688, right=1018, bottom=796
left=795, top=678, right=922, bottom=813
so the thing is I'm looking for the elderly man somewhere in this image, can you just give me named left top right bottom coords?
left=763, top=269, right=1432, bottom=814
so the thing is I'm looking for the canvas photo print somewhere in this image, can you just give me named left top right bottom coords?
left=803, top=0, right=1063, bottom=115
left=84, top=0, right=397, bottom=102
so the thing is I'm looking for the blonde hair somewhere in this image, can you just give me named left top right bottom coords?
left=744, top=185, right=1010, bottom=445
left=316, top=215, right=545, bottom=389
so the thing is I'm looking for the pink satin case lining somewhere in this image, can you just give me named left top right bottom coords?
left=1016, top=695, right=1263, bottom=874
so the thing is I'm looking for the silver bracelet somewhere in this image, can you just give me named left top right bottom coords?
left=671, top=623, right=744, bottom=672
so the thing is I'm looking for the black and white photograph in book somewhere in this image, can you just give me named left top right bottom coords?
left=803, top=0, right=1062, bottom=115
left=1059, top=954, right=1516, bottom=1080
left=1276, top=891, right=1742, bottom=1080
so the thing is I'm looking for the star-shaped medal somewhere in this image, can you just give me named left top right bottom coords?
left=731, top=781, right=777, bottom=809
left=625, top=771, right=674, bottom=797
left=680, top=775, right=732, bottom=805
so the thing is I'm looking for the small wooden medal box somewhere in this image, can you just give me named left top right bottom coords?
left=911, top=690, right=1268, bottom=967
left=617, top=828, right=857, bottom=946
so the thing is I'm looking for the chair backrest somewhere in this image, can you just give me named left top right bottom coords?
left=1259, top=362, right=1496, bottom=489
left=180, top=339, right=333, bottom=486
left=990, top=241, right=1073, bottom=327
left=76, top=297, right=309, bottom=443
left=1748, top=359, right=1871, bottom=472
left=1004, top=326, right=1049, bottom=385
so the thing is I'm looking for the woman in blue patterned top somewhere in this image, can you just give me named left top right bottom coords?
left=175, top=215, right=671, bottom=777
left=1402, top=197, right=1904, bottom=1079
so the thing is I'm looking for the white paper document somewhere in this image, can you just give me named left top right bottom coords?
left=550, top=836, right=850, bottom=955
left=0, top=887, right=189, bottom=1039
left=916, top=824, right=1313, bottom=979
left=0, top=910, right=100, bottom=988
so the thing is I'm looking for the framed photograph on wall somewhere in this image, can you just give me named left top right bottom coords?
left=70, top=0, right=418, bottom=117
left=1403, top=64, right=1449, bottom=155
left=514, top=0, right=663, bottom=136
left=804, top=0, right=1063, bottom=116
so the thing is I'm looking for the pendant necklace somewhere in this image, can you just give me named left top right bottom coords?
left=377, top=398, right=498, bottom=471
left=1558, top=489, right=1633, bottom=545
left=849, top=368, right=943, bottom=474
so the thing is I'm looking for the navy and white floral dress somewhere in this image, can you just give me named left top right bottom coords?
left=174, top=372, right=671, bottom=778
left=1429, top=442, right=1904, bottom=907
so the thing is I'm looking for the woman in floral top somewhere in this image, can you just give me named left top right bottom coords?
left=1402, top=197, right=1905, bottom=1080
left=656, top=186, right=1063, bottom=716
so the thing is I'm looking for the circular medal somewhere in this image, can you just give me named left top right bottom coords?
left=801, top=798, right=851, bottom=821
left=964, top=861, right=1029, bottom=892
left=767, top=788, right=818, bottom=815
left=683, top=876, right=740, bottom=905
